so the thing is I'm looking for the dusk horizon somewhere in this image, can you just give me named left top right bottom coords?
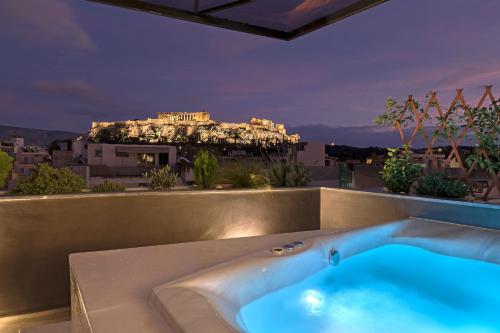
left=1, top=0, right=499, bottom=138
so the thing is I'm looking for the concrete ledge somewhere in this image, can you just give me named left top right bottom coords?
left=321, top=188, right=500, bottom=230
left=150, top=287, right=236, bottom=333
left=0, top=188, right=320, bottom=317
left=20, top=321, right=70, bottom=333
left=69, top=230, right=327, bottom=333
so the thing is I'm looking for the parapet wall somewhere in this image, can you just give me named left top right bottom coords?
left=320, top=188, right=500, bottom=230
left=0, top=188, right=498, bottom=317
left=0, top=189, right=320, bottom=317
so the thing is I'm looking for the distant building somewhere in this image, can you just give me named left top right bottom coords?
left=86, top=143, right=176, bottom=171
left=249, top=117, right=286, bottom=135
left=71, top=141, right=177, bottom=187
left=296, top=142, right=339, bottom=188
left=0, top=137, right=24, bottom=156
left=52, top=150, right=77, bottom=168
left=410, top=153, right=447, bottom=173
left=297, top=142, right=337, bottom=167
left=158, top=111, right=210, bottom=122
left=14, top=146, right=50, bottom=177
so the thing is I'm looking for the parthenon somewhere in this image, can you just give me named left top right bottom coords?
left=157, top=112, right=211, bottom=123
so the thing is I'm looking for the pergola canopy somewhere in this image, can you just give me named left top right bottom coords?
left=88, top=0, right=387, bottom=40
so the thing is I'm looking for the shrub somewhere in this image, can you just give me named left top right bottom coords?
left=464, top=103, right=500, bottom=174
left=219, top=161, right=270, bottom=189
left=248, top=173, right=271, bottom=189
left=269, top=161, right=311, bottom=187
left=193, top=150, right=218, bottom=189
left=381, top=147, right=421, bottom=194
left=143, top=165, right=178, bottom=190
left=11, top=163, right=85, bottom=195
left=0, top=151, right=14, bottom=189
left=417, top=173, right=469, bottom=198
left=92, top=181, right=126, bottom=193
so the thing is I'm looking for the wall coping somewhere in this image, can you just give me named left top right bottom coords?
left=0, top=187, right=320, bottom=202
left=0, top=187, right=498, bottom=212
left=320, top=187, right=500, bottom=211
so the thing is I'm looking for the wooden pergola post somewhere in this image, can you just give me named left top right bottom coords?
left=391, top=85, right=499, bottom=201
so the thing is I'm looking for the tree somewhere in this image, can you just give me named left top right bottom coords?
left=0, top=151, right=14, bottom=189
left=193, top=150, right=218, bottom=189
left=269, top=161, right=311, bottom=187
left=465, top=103, right=500, bottom=173
left=11, top=163, right=85, bottom=195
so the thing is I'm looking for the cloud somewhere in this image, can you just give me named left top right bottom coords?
left=437, top=68, right=500, bottom=92
left=0, top=0, right=95, bottom=51
left=32, top=80, right=100, bottom=101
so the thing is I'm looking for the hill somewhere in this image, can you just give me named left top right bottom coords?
left=290, top=124, right=449, bottom=148
left=0, top=125, right=81, bottom=147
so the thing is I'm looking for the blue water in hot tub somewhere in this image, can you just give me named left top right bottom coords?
left=238, top=244, right=500, bottom=333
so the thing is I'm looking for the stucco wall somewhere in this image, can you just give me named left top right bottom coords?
left=297, top=141, right=326, bottom=167
left=320, top=188, right=500, bottom=230
left=0, top=187, right=498, bottom=317
left=0, top=189, right=320, bottom=317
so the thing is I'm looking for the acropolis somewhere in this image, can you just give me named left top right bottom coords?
left=88, top=112, right=300, bottom=146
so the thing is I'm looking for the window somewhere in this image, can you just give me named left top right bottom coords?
left=116, top=152, right=129, bottom=158
left=95, top=148, right=103, bottom=157
left=138, top=153, right=155, bottom=165
left=20, top=167, right=32, bottom=176
left=159, top=153, right=169, bottom=166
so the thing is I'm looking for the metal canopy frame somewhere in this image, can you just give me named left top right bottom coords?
left=87, top=0, right=388, bottom=40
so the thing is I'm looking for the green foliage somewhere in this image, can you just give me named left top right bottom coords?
left=416, top=173, right=469, bottom=198
left=219, top=161, right=270, bottom=189
left=248, top=173, right=270, bottom=189
left=374, top=97, right=419, bottom=128
left=92, top=181, right=126, bottom=193
left=374, top=95, right=500, bottom=192
left=0, top=151, right=14, bottom=188
left=143, top=165, right=178, bottom=190
left=269, top=161, right=311, bottom=187
left=381, top=147, right=421, bottom=193
left=465, top=103, right=500, bottom=173
left=193, top=150, right=218, bottom=189
left=92, top=125, right=131, bottom=144
left=11, top=163, right=85, bottom=195
left=432, top=100, right=468, bottom=140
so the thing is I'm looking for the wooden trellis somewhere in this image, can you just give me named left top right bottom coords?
left=393, top=85, right=499, bottom=201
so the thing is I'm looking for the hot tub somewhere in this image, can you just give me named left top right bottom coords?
left=149, top=218, right=500, bottom=333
